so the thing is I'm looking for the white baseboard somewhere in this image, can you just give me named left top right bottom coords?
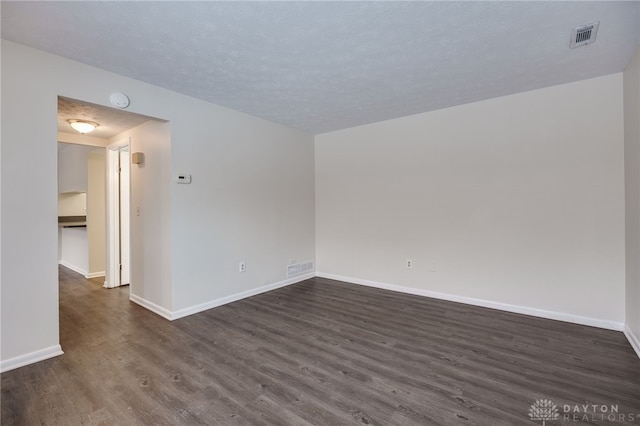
left=59, top=260, right=88, bottom=277
left=0, top=345, right=64, bottom=373
left=85, top=271, right=105, bottom=279
left=59, top=262, right=105, bottom=280
left=316, top=272, right=625, bottom=332
left=103, top=280, right=121, bottom=289
left=624, top=326, right=640, bottom=359
left=129, top=294, right=173, bottom=320
left=170, top=272, right=315, bottom=320
left=58, top=260, right=88, bottom=277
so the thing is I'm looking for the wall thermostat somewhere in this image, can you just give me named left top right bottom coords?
left=110, top=92, right=130, bottom=109
left=176, top=174, right=192, bottom=184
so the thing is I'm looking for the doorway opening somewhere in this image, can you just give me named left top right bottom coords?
left=56, top=96, right=162, bottom=293
left=106, top=142, right=131, bottom=288
left=57, top=143, right=106, bottom=279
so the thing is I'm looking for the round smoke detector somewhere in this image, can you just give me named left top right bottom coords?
left=110, top=92, right=130, bottom=109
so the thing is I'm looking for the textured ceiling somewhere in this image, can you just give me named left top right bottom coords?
left=58, top=97, right=158, bottom=139
left=3, top=1, right=640, bottom=134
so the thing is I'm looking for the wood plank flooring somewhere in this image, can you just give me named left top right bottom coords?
left=2, top=266, right=639, bottom=425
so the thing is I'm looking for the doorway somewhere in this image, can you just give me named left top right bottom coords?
left=57, top=95, right=170, bottom=315
left=106, top=141, right=131, bottom=288
left=58, top=96, right=152, bottom=290
left=57, top=143, right=106, bottom=278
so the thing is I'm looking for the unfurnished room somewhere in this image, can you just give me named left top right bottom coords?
left=1, top=1, right=640, bottom=425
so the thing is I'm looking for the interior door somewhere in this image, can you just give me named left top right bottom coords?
left=106, top=141, right=130, bottom=289
left=119, top=146, right=130, bottom=285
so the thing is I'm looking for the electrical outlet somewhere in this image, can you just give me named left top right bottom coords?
left=239, top=261, right=246, bottom=273
left=406, top=259, right=413, bottom=269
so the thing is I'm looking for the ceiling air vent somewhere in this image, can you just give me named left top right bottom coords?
left=570, top=22, right=599, bottom=49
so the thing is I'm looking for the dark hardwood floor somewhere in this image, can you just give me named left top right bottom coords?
left=2, top=266, right=639, bottom=425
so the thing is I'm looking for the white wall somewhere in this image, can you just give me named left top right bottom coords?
left=1, top=41, right=315, bottom=369
left=58, top=143, right=93, bottom=193
left=170, top=100, right=315, bottom=313
left=87, top=149, right=105, bottom=276
left=2, top=42, right=62, bottom=368
left=316, top=74, right=626, bottom=326
left=4, top=37, right=629, bottom=370
left=624, top=46, right=640, bottom=353
left=59, top=227, right=88, bottom=275
left=108, top=121, right=173, bottom=309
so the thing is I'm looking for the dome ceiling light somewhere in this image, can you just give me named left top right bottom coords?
left=68, top=119, right=99, bottom=134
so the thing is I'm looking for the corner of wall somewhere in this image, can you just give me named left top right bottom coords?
left=624, top=326, right=640, bottom=359
left=624, top=45, right=640, bottom=350
left=0, top=345, right=64, bottom=373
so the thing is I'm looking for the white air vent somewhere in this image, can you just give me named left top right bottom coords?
left=287, top=261, right=314, bottom=278
left=570, top=22, right=599, bottom=49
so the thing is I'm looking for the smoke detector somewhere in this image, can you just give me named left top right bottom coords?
left=570, top=22, right=599, bottom=49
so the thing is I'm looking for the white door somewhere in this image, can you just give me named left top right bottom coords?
left=106, top=141, right=131, bottom=288
left=119, top=146, right=130, bottom=285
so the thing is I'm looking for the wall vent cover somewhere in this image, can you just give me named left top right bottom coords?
left=570, top=22, right=599, bottom=49
left=287, top=261, right=314, bottom=278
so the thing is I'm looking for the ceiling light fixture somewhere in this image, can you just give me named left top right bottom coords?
left=68, top=119, right=98, bottom=134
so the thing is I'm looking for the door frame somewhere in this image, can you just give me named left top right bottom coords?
left=105, top=138, right=131, bottom=288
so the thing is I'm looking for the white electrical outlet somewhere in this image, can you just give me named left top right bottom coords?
left=406, top=259, right=413, bottom=269
left=239, top=261, right=246, bottom=273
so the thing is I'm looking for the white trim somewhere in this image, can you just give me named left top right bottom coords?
left=106, top=145, right=119, bottom=289
left=106, top=139, right=131, bottom=290
left=129, top=294, right=173, bottom=320
left=59, top=260, right=88, bottom=277
left=103, top=280, right=119, bottom=289
left=170, top=272, right=316, bottom=320
left=85, top=271, right=105, bottom=279
left=316, top=272, right=625, bottom=331
left=624, top=326, right=640, bottom=359
left=0, top=345, right=64, bottom=373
